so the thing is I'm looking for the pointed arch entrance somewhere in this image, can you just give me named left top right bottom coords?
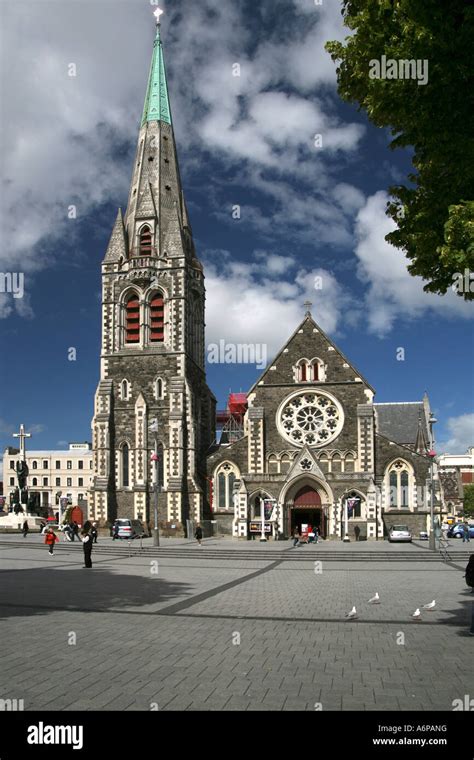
left=288, top=485, right=326, bottom=537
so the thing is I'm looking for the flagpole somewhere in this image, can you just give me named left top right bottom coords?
left=343, top=498, right=350, bottom=542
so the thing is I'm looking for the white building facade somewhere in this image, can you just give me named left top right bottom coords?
left=3, top=443, right=93, bottom=512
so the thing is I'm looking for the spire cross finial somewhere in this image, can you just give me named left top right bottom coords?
left=153, top=6, right=164, bottom=24
left=304, top=300, right=312, bottom=315
left=13, top=423, right=32, bottom=460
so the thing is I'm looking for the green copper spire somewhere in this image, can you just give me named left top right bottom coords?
left=141, top=22, right=171, bottom=126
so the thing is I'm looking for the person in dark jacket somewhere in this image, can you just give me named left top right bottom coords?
left=194, top=524, right=203, bottom=546
left=81, top=527, right=93, bottom=568
left=90, top=522, right=98, bottom=544
left=113, top=522, right=120, bottom=540
left=22, top=520, right=29, bottom=538
left=465, top=555, right=474, bottom=592
left=72, top=522, right=80, bottom=540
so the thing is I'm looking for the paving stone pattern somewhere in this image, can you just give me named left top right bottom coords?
left=0, top=540, right=472, bottom=711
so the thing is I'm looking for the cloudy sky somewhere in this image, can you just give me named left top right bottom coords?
left=0, top=0, right=473, bottom=478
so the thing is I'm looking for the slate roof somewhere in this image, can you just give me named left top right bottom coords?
left=374, top=402, right=429, bottom=447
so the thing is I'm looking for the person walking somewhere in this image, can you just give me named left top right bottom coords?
left=464, top=555, right=474, bottom=592
left=91, top=522, right=98, bottom=544
left=81, top=526, right=93, bottom=568
left=72, top=522, right=80, bottom=541
left=45, top=527, right=58, bottom=556
left=112, top=521, right=120, bottom=540
left=194, top=524, right=203, bottom=546
left=22, top=519, right=29, bottom=538
left=463, top=522, right=471, bottom=543
left=293, top=526, right=300, bottom=547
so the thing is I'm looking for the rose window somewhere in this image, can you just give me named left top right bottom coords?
left=278, top=391, right=343, bottom=447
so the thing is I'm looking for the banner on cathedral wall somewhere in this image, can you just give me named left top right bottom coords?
left=263, top=500, right=275, bottom=520
left=346, top=497, right=360, bottom=517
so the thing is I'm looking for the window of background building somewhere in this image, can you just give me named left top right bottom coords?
left=32, top=461, right=37, bottom=469
left=9, top=477, right=14, bottom=486
left=67, top=478, right=72, bottom=487
left=55, top=461, right=60, bottom=469
left=78, top=461, right=83, bottom=470
left=78, top=478, right=83, bottom=487
left=56, top=478, right=61, bottom=487
left=67, top=461, right=72, bottom=470
left=10, top=461, right=15, bottom=469
left=43, top=460, right=48, bottom=469
left=43, top=477, right=48, bottom=486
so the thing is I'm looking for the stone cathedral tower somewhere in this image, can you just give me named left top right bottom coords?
left=90, top=17, right=215, bottom=530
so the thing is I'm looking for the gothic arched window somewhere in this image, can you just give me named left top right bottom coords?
left=215, top=463, right=239, bottom=511
left=121, top=380, right=130, bottom=400
left=387, top=460, right=413, bottom=509
left=154, top=377, right=165, bottom=400
left=139, top=225, right=153, bottom=255
left=150, top=293, right=164, bottom=343
left=125, top=294, right=140, bottom=344
left=122, top=443, right=130, bottom=487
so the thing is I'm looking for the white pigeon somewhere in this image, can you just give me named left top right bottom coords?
left=412, top=608, right=422, bottom=620
left=423, top=600, right=436, bottom=610
left=346, top=606, right=358, bottom=619
left=368, top=592, right=380, bottom=604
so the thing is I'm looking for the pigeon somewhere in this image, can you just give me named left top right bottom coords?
left=368, top=592, right=380, bottom=604
left=423, top=600, right=436, bottom=610
left=412, top=608, right=422, bottom=620
left=346, top=606, right=358, bottom=619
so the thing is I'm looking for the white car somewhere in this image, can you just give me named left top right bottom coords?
left=388, top=525, right=412, bottom=543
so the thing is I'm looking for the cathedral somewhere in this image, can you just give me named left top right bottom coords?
left=90, top=16, right=436, bottom=540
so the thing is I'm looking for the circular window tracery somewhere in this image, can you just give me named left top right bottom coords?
left=277, top=391, right=344, bottom=447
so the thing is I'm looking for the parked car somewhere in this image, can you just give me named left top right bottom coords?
left=418, top=531, right=429, bottom=540
left=388, top=525, right=412, bottom=543
left=112, top=518, right=146, bottom=539
left=447, top=523, right=474, bottom=539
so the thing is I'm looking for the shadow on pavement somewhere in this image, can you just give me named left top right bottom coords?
left=0, top=562, right=194, bottom=619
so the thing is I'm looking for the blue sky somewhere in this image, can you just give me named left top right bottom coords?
left=0, top=0, right=473, bottom=477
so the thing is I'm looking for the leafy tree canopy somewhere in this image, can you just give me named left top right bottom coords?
left=326, top=0, right=474, bottom=298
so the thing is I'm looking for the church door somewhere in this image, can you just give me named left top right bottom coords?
left=288, top=485, right=324, bottom=537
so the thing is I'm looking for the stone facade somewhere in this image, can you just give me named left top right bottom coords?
left=89, top=29, right=215, bottom=531
left=208, top=315, right=436, bottom=541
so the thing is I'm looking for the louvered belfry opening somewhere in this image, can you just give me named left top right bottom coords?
left=139, top=225, right=153, bottom=255
left=150, top=293, right=164, bottom=342
left=125, top=294, right=140, bottom=343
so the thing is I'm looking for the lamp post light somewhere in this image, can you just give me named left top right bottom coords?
left=259, top=493, right=267, bottom=542
left=149, top=419, right=160, bottom=547
left=342, top=497, right=350, bottom=542
left=428, top=449, right=437, bottom=550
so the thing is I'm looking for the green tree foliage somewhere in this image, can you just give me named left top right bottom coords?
left=463, top=484, right=474, bottom=516
left=326, top=0, right=474, bottom=298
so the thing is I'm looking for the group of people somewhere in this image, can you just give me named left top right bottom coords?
left=292, top=525, right=319, bottom=546
left=41, top=520, right=96, bottom=568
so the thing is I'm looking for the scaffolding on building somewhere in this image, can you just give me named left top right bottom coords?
left=215, top=392, right=248, bottom=444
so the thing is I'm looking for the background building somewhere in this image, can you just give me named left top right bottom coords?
left=3, top=442, right=92, bottom=513
left=438, top=447, right=474, bottom=515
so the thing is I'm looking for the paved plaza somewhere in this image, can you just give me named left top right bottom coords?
left=0, top=536, right=473, bottom=711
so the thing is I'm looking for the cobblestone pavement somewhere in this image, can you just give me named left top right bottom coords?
left=0, top=541, right=472, bottom=711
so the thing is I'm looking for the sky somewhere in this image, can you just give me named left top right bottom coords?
left=0, top=0, right=473, bottom=480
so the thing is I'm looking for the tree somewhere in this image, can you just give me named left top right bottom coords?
left=326, top=0, right=474, bottom=298
left=463, top=485, right=474, bottom=517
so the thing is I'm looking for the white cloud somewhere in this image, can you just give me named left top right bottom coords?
left=354, top=191, right=474, bottom=335
left=437, top=413, right=474, bottom=455
left=204, top=250, right=356, bottom=359
left=1, top=0, right=364, bottom=321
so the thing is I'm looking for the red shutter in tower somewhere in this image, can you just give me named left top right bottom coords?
left=125, top=296, right=140, bottom=343
left=139, top=225, right=153, bottom=255
left=150, top=295, right=164, bottom=342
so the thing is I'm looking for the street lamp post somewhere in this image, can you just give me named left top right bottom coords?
left=259, top=493, right=267, bottom=542
left=428, top=449, right=437, bottom=550
left=342, top=498, right=350, bottom=542
left=428, top=412, right=438, bottom=551
left=149, top=419, right=160, bottom=547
